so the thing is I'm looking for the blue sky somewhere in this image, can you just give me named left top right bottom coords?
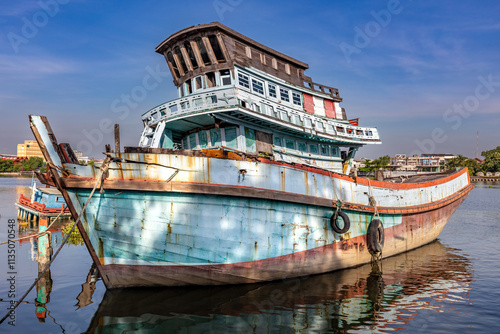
left=1, top=0, right=499, bottom=159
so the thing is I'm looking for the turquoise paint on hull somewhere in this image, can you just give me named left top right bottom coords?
left=68, top=189, right=403, bottom=266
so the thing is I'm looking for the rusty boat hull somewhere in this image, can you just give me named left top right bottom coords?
left=30, top=115, right=472, bottom=288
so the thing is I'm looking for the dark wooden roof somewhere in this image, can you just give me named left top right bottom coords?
left=155, top=22, right=309, bottom=70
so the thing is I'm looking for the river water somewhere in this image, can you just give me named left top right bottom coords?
left=0, top=177, right=499, bottom=333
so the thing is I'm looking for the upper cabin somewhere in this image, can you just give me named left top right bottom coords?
left=139, top=22, right=380, bottom=174
left=156, top=22, right=347, bottom=120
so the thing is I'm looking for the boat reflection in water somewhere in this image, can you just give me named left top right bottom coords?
left=34, top=216, right=53, bottom=322
left=19, top=216, right=97, bottom=322
left=86, top=240, right=472, bottom=333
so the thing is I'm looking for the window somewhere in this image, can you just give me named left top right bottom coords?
left=280, top=88, right=290, bottom=102
left=336, top=126, right=345, bottom=133
left=195, top=76, right=204, bottom=90
left=309, top=144, right=318, bottom=154
left=251, top=78, right=264, bottom=95
left=365, top=130, right=373, bottom=136
left=331, top=146, right=338, bottom=156
left=224, top=127, right=238, bottom=149
left=195, top=37, right=211, bottom=65
left=238, top=72, right=249, bottom=88
left=166, top=51, right=180, bottom=78
left=182, top=137, right=188, bottom=149
left=292, top=92, right=301, bottom=106
left=273, top=136, right=282, bottom=146
left=208, top=35, right=225, bottom=62
left=184, top=79, right=192, bottom=95
left=180, top=101, right=190, bottom=110
left=220, top=69, right=231, bottom=85
left=245, top=128, right=256, bottom=151
left=320, top=144, right=329, bottom=156
left=285, top=139, right=295, bottom=150
left=184, top=41, right=198, bottom=69
left=189, top=133, right=197, bottom=149
left=210, top=128, right=221, bottom=147
left=268, top=84, right=277, bottom=98
left=298, top=142, right=307, bottom=153
left=173, top=46, right=188, bottom=73
left=206, top=72, right=216, bottom=87
left=169, top=104, right=178, bottom=113
left=198, top=131, right=208, bottom=148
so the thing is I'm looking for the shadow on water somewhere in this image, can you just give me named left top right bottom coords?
left=85, top=240, right=472, bottom=333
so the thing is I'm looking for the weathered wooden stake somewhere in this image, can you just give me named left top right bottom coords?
left=114, top=124, right=120, bottom=154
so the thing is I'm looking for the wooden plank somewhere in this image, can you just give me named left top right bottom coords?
left=59, top=143, right=80, bottom=164
left=114, top=124, right=120, bottom=153
left=62, top=177, right=474, bottom=215
left=254, top=130, right=272, bottom=155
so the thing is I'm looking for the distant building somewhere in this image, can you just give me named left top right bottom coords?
left=352, top=158, right=367, bottom=170
left=389, top=154, right=456, bottom=172
left=17, top=140, right=45, bottom=161
left=73, top=150, right=89, bottom=163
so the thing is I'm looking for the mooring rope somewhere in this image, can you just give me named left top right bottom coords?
left=0, top=157, right=110, bottom=325
left=367, top=178, right=381, bottom=220
left=367, top=178, right=383, bottom=264
left=328, top=171, right=343, bottom=215
left=0, top=206, right=66, bottom=246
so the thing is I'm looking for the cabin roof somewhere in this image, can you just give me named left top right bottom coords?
left=155, top=22, right=309, bottom=70
left=37, top=187, right=62, bottom=196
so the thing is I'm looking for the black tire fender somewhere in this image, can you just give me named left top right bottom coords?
left=367, top=219, right=384, bottom=254
left=330, top=211, right=350, bottom=234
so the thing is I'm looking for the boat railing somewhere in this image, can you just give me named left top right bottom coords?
left=141, top=87, right=380, bottom=142
left=141, top=87, right=239, bottom=126
left=235, top=89, right=380, bottom=142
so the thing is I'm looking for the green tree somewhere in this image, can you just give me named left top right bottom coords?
left=481, top=146, right=500, bottom=173
left=359, top=155, right=391, bottom=172
left=446, top=155, right=479, bottom=175
left=20, top=157, right=44, bottom=171
left=0, top=160, right=14, bottom=172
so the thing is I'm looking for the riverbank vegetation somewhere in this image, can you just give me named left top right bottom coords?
left=0, top=157, right=46, bottom=173
left=447, top=146, right=500, bottom=175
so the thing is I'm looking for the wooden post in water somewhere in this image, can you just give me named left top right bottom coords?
left=114, top=124, right=120, bottom=154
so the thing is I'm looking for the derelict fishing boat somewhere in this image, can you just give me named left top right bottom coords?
left=29, top=22, right=473, bottom=288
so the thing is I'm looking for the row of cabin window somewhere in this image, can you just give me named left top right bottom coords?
left=181, top=126, right=256, bottom=152
left=167, top=35, right=226, bottom=79
left=179, top=69, right=232, bottom=96
left=273, top=136, right=339, bottom=157
left=237, top=72, right=302, bottom=107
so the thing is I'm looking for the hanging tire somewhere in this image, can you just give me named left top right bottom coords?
left=330, top=211, right=350, bottom=234
left=367, top=219, right=384, bottom=254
